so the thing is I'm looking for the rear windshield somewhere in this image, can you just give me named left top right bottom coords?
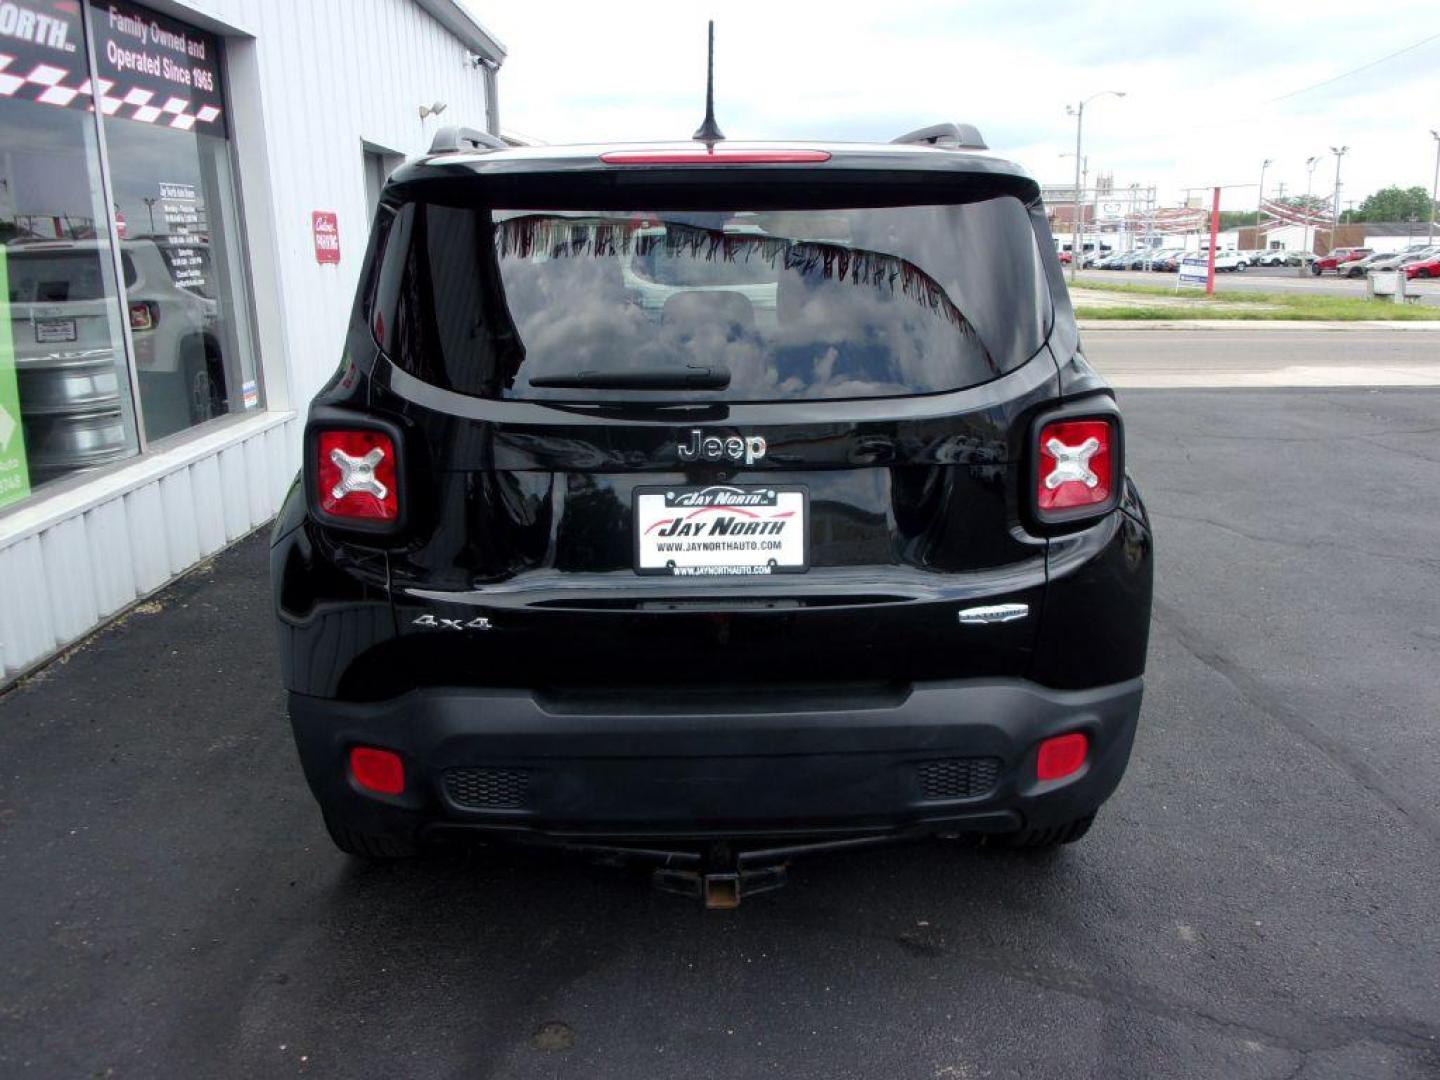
left=372, top=196, right=1051, bottom=401
left=7, top=251, right=112, bottom=302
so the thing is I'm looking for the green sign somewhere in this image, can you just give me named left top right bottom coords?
left=0, top=247, right=31, bottom=510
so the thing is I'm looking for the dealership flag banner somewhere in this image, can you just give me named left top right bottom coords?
left=0, top=248, right=32, bottom=510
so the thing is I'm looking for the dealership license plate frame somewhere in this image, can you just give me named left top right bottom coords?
left=633, top=484, right=810, bottom=577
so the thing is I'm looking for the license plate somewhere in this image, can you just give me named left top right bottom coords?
left=634, top=484, right=808, bottom=576
left=35, top=318, right=77, bottom=343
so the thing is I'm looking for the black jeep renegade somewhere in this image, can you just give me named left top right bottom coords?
left=271, top=124, right=1153, bottom=880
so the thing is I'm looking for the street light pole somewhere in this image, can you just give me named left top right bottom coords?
left=1428, top=129, right=1439, bottom=247
left=1255, top=158, right=1272, bottom=252
left=1329, top=145, right=1348, bottom=249
left=1060, top=151, right=1088, bottom=254
left=1066, top=90, right=1125, bottom=283
left=1068, top=104, right=1084, bottom=282
left=1302, top=155, right=1320, bottom=273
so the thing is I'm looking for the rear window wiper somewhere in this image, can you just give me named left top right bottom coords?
left=528, top=366, right=731, bottom=390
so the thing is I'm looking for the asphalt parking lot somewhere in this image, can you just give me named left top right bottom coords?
left=2, top=388, right=1439, bottom=1079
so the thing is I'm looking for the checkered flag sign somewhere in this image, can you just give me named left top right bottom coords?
left=0, top=53, right=222, bottom=129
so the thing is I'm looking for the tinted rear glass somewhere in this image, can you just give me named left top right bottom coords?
left=8, top=251, right=112, bottom=302
left=374, top=195, right=1050, bottom=401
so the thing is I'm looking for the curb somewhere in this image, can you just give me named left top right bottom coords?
left=1077, top=320, right=1440, bottom=332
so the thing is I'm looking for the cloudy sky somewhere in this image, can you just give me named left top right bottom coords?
left=476, top=0, right=1440, bottom=213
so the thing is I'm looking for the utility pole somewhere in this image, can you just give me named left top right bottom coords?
left=1065, top=90, right=1125, bottom=282
left=1329, top=145, right=1348, bottom=249
left=1429, top=129, right=1439, bottom=247
left=1255, top=158, right=1272, bottom=251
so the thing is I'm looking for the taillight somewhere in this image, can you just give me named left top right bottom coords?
left=128, top=300, right=158, bottom=331
left=1035, top=417, right=1117, bottom=521
left=316, top=429, right=398, bottom=521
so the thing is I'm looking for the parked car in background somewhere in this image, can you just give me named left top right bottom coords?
left=1404, top=253, right=1440, bottom=280
left=5, top=237, right=228, bottom=477
left=1254, top=250, right=1293, bottom=267
left=1146, top=249, right=1180, bottom=272
left=5, top=241, right=131, bottom=483
left=123, top=239, right=228, bottom=439
left=1211, top=250, right=1248, bottom=272
left=1366, top=247, right=1435, bottom=273
left=1311, top=247, right=1372, bottom=275
left=1342, top=250, right=1408, bottom=278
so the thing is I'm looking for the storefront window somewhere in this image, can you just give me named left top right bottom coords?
left=90, top=0, right=259, bottom=443
left=1, top=0, right=139, bottom=509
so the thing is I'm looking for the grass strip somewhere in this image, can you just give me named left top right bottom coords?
left=1074, top=281, right=1437, bottom=320
left=1075, top=304, right=1437, bottom=321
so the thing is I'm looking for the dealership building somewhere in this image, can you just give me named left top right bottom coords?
left=0, top=0, right=504, bottom=680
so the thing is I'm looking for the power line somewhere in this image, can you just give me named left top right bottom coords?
left=1266, top=29, right=1440, bottom=104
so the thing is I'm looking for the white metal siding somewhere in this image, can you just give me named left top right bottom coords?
left=0, top=417, right=298, bottom=680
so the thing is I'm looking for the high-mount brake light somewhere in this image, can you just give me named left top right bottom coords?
left=316, top=430, right=398, bottom=521
left=1036, top=418, right=1115, bottom=517
left=599, top=148, right=832, bottom=165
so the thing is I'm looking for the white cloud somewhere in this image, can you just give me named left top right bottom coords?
left=475, top=0, right=1440, bottom=212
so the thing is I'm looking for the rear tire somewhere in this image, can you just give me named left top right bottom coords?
left=993, top=812, right=1096, bottom=851
left=323, top=812, right=418, bottom=860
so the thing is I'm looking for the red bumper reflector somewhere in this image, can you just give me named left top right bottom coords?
left=599, top=148, right=832, bottom=165
left=350, top=746, right=405, bottom=795
left=1036, top=732, right=1089, bottom=782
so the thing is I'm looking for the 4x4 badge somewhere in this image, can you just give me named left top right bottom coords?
left=412, top=614, right=492, bottom=631
left=678, top=429, right=766, bottom=466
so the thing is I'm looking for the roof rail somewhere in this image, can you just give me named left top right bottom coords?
left=891, top=122, right=988, bottom=151
left=429, top=126, right=506, bottom=154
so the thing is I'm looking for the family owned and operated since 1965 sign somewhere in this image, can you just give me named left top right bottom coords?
left=92, top=1, right=225, bottom=133
left=0, top=0, right=224, bottom=133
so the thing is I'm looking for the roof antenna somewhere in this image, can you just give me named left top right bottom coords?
left=691, top=20, right=725, bottom=144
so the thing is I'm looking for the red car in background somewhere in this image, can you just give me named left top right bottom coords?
left=1310, top=247, right=1372, bottom=275
left=1404, top=254, right=1440, bottom=280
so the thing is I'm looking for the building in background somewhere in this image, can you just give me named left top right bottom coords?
left=0, top=0, right=504, bottom=681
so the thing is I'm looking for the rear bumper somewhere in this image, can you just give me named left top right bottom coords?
left=288, top=677, right=1143, bottom=846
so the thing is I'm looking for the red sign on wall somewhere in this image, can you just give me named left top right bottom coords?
left=312, top=211, right=340, bottom=264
